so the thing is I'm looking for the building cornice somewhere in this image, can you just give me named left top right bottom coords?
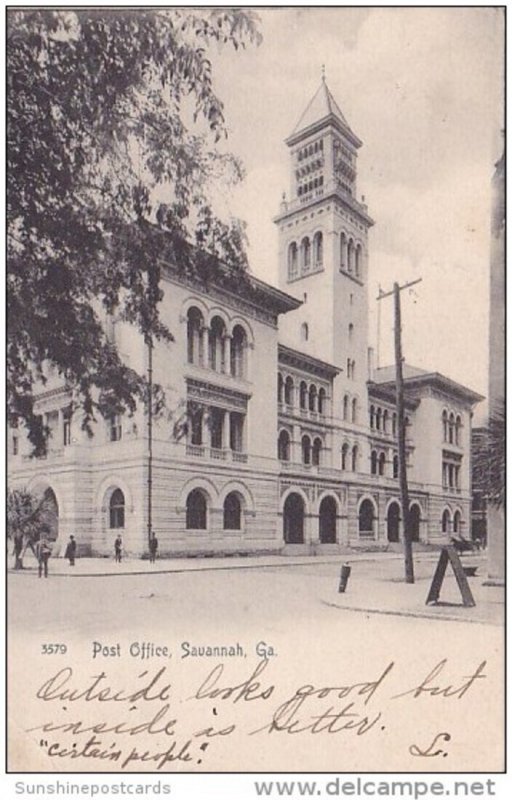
left=278, top=344, right=340, bottom=379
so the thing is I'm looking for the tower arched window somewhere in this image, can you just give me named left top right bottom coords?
left=109, top=489, right=125, bottom=529
left=187, top=307, right=204, bottom=366
left=341, top=443, right=349, bottom=470
left=300, top=381, right=308, bottom=410
left=313, top=232, right=323, bottom=265
left=371, top=450, right=378, bottom=475
left=382, top=410, right=388, bottom=433
left=288, top=242, right=298, bottom=280
left=347, top=239, right=354, bottom=273
left=284, top=376, right=294, bottom=406
left=278, top=429, right=291, bottom=462
left=442, top=410, right=448, bottom=442
left=312, top=437, right=322, bottom=466
left=348, top=323, right=354, bottom=339
left=318, top=388, right=327, bottom=415
left=370, top=404, right=375, bottom=429
left=301, top=237, right=311, bottom=270
left=343, top=394, right=349, bottom=421
left=455, top=415, right=462, bottom=446
left=351, top=397, right=357, bottom=423
left=340, top=232, right=347, bottom=269
left=208, top=316, right=227, bottom=372
left=231, top=324, right=247, bottom=378
left=302, top=435, right=312, bottom=465
left=393, top=454, right=399, bottom=478
left=376, top=408, right=382, bottom=431
left=351, top=445, right=358, bottom=472
left=355, top=244, right=362, bottom=277
left=308, top=384, right=317, bottom=412
left=378, top=452, right=386, bottom=476
left=301, top=322, right=309, bottom=341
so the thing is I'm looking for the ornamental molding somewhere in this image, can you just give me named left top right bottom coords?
left=186, top=378, right=249, bottom=412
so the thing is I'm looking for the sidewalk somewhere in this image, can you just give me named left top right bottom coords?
left=9, top=550, right=502, bottom=626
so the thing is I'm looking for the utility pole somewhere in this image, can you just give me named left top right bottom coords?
left=146, top=334, right=153, bottom=550
left=377, top=277, right=422, bottom=584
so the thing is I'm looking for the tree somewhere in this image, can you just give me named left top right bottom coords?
left=7, top=8, right=261, bottom=454
left=7, top=488, right=50, bottom=569
left=473, top=400, right=505, bottom=510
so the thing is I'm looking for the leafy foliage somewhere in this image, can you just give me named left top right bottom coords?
left=473, top=400, right=505, bottom=509
left=7, top=9, right=260, bottom=453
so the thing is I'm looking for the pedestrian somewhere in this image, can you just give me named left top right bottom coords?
left=13, top=535, right=24, bottom=570
left=149, top=535, right=158, bottom=564
left=65, top=534, right=77, bottom=566
left=36, top=535, right=52, bottom=578
left=114, top=535, right=123, bottom=563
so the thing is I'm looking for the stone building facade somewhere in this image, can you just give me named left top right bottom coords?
left=8, top=79, right=483, bottom=557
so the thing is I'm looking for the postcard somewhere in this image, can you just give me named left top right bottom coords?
left=6, top=4, right=505, bottom=785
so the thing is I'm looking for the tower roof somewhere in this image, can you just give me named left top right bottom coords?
left=287, top=75, right=360, bottom=147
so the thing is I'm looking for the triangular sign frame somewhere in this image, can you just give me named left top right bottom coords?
left=426, top=545, right=476, bottom=607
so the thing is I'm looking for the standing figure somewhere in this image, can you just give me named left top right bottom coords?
left=36, top=537, right=52, bottom=578
left=149, top=535, right=158, bottom=564
left=114, top=535, right=123, bottom=563
left=65, top=535, right=77, bottom=566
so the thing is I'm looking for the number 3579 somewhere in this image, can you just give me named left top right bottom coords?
left=41, top=644, right=67, bottom=655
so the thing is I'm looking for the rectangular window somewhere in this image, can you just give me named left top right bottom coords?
left=63, top=408, right=72, bottom=446
left=210, top=408, right=224, bottom=450
left=188, top=403, right=203, bottom=446
left=109, top=415, right=122, bottom=442
left=230, top=412, right=245, bottom=453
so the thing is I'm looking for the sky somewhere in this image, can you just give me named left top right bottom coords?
left=204, top=7, right=504, bottom=422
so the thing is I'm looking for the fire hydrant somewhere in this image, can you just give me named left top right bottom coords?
left=338, top=563, right=351, bottom=593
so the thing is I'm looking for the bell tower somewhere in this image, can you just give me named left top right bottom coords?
left=275, top=72, right=374, bottom=442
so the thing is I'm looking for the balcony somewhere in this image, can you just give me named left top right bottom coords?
left=186, top=443, right=248, bottom=465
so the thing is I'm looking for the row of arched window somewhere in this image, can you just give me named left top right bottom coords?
left=371, top=450, right=399, bottom=478
left=278, top=429, right=323, bottom=466
left=342, top=394, right=358, bottom=423
left=297, top=139, right=323, bottom=161
left=187, top=307, right=248, bottom=378
left=340, top=233, right=363, bottom=277
left=288, top=233, right=323, bottom=279
left=298, top=175, right=324, bottom=197
left=442, top=508, right=462, bottom=533
left=442, top=410, right=462, bottom=445
left=278, top=373, right=328, bottom=415
left=370, top=405, right=397, bottom=435
left=185, top=488, right=244, bottom=531
left=296, top=159, right=323, bottom=180
left=340, top=443, right=359, bottom=472
left=346, top=359, right=356, bottom=379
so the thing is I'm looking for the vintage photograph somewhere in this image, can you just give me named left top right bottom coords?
left=6, top=5, right=505, bottom=776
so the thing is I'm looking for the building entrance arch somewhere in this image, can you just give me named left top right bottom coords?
left=319, top=496, right=337, bottom=544
left=387, top=501, right=400, bottom=543
left=283, top=493, right=305, bottom=544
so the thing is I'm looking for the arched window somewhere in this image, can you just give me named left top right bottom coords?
left=376, top=408, right=382, bottom=431
left=301, top=322, right=309, bottom=341
left=455, top=415, right=462, bottom=446
left=278, top=373, right=284, bottom=404
left=109, top=489, right=125, bottom=529
left=453, top=510, right=461, bottom=534
left=448, top=413, right=455, bottom=444
left=351, top=445, right=358, bottom=472
left=288, top=242, right=298, bottom=280
left=300, top=381, right=308, bottom=410
left=371, top=450, right=378, bottom=475
left=230, top=325, right=247, bottom=378
left=343, top=394, right=349, bottom=421
left=312, top=437, right=322, bottom=466
left=347, top=239, right=354, bottom=272
left=308, top=384, right=317, bottom=412
left=187, top=307, right=204, bottom=365
left=348, top=323, right=354, bottom=339
left=341, top=443, right=349, bottom=470
left=223, top=492, right=242, bottom=530
left=359, top=499, right=375, bottom=539
left=351, top=397, right=357, bottom=423
left=318, top=388, right=327, bottom=415
left=313, top=232, right=323, bottom=265
left=340, top=232, right=347, bottom=269
left=186, top=489, right=207, bottom=530
left=355, top=244, right=362, bottom=277
left=208, top=316, right=226, bottom=372
left=284, top=376, right=294, bottom=406
left=393, top=454, right=399, bottom=478
left=442, top=410, right=448, bottom=442
left=378, top=452, right=386, bottom=476
left=442, top=509, right=451, bottom=534
left=278, top=429, right=290, bottom=462
left=370, top=404, right=375, bottom=429
left=382, top=410, right=388, bottom=433
left=302, top=435, right=311, bottom=465
left=301, top=237, right=311, bottom=270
